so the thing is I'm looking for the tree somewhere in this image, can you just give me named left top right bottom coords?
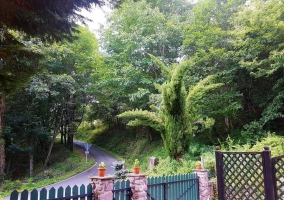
left=0, top=30, right=43, bottom=176
left=0, top=0, right=107, bottom=41
left=3, top=88, right=50, bottom=177
left=181, top=0, right=246, bottom=139
left=0, top=0, right=106, bottom=176
left=23, top=27, right=101, bottom=170
left=95, top=0, right=192, bottom=123
left=118, top=55, right=222, bottom=160
left=231, top=0, right=284, bottom=142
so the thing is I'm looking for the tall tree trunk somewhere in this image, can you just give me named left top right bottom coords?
left=0, top=93, right=5, bottom=129
left=43, top=108, right=63, bottom=169
left=29, top=151, right=33, bottom=176
left=0, top=93, right=6, bottom=175
left=43, top=124, right=61, bottom=169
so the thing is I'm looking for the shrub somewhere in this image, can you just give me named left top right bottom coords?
left=1, top=180, right=21, bottom=191
left=250, top=133, right=284, bottom=156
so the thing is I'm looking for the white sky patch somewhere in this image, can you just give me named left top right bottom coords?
left=80, top=5, right=111, bottom=35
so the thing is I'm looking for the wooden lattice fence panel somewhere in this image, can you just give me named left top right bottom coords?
left=216, top=146, right=275, bottom=200
left=272, top=155, right=284, bottom=199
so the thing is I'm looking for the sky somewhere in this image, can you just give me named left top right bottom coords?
left=80, top=5, right=111, bottom=35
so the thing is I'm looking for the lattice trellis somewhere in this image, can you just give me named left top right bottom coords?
left=272, top=155, right=284, bottom=199
left=222, top=153, right=265, bottom=199
left=216, top=147, right=284, bottom=200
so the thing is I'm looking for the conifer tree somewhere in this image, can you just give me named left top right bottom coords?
left=118, top=55, right=222, bottom=160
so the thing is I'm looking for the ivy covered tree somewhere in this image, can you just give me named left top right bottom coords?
left=118, top=55, right=222, bottom=160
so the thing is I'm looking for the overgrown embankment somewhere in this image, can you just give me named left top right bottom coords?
left=76, top=122, right=284, bottom=178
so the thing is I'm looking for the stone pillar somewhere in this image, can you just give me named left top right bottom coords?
left=127, top=173, right=148, bottom=200
left=194, top=169, right=210, bottom=200
left=148, top=157, right=158, bottom=170
left=208, top=180, right=217, bottom=199
left=90, top=176, right=114, bottom=200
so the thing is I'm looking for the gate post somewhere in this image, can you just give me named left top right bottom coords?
left=90, top=176, right=114, bottom=200
left=262, top=146, right=275, bottom=200
left=193, top=169, right=210, bottom=200
left=127, top=173, right=148, bottom=200
left=215, top=146, right=225, bottom=200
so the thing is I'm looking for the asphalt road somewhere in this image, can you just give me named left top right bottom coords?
left=5, top=140, right=117, bottom=200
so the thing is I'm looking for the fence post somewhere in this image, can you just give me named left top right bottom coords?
left=215, top=146, right=225, bottom=200
left=127, top=173, right=148, bottom=200
left=90, top=176, right=114, bottom=200
left=193, top=169, right=211, bottom=200
left=262, top=146, right=275, bottom=200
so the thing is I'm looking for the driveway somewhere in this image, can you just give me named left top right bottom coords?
left=42, top=140, right=117, bottom=190
left=5, top=141, right=117, bottom=199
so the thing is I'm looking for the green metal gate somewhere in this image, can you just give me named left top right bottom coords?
left=147, top=173, right=199, bottom=200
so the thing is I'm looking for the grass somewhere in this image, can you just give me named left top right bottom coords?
left=0, top=139, right=95, bottom=199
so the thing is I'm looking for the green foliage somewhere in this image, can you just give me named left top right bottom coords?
left=118, top=110, right=164, bottom=133
left=231, top=0, right=284, bottom=139
left=94, top=0, right=193, bottom=121
left=133, top=159, right=140, bottom=167
left=99, top=162, right=106, bottom=168
left=1, top=0, right=103, bottom=41
left=250, top=134, right=284, bottom=157
left=217, top=134, right=284, bottom=157
left=111, top=161, right=129, bottom=179
left=119, top=55, right=222, bottom=159
left=0, top=30, right=43, bottom=95
left=1, top=180, right=21, bottom=191
left=147, top=157, right=180, bottom=176
left=181, top=0, right=246, bottom=139
left=76, top=123, right=107, bottom=142
left=27, top=178, right=34, bottom=187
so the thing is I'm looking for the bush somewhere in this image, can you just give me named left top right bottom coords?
left=250, top=133, right=284, bottom=156
left=147, top=157, right=180, bottom=177
left=1, top=180, right=21, bottom=191
left=27, top=178, right=34, bottom=187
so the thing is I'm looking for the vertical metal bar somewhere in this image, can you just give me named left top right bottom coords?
left=262, top=146, right=275, bottom=200
left=215, top=146, right=225, bottom=200
left=164, top=176, right=168, bottom=200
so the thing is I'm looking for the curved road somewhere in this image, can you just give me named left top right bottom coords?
left=5, top=141, right=117, bottom=199
left=42, top=140, right=117, bottom=190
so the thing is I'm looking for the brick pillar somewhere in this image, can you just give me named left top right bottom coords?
left=127, top=173, right=148, bottom=200
left=194, top=169, right=210, bottom=200
left=90, top=176, right=114, bottom=200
